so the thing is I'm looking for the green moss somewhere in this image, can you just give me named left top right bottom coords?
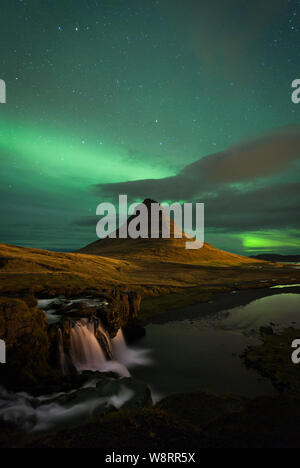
left=243, top=328, right=300, bottom=391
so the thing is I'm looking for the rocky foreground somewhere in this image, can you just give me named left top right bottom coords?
left=1, top=240, right=300, bottom=387
left=0, top=289, right=143, bottom=391
left=1, top=327, right=300, bottom=448
left=1, top=236, right=300, bottom=448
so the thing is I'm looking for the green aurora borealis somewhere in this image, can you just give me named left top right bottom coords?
left=0, top=0, right=300, bottom=254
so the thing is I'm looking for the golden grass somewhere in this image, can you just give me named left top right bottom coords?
left=0, top=241, right=298, bottom=301
left=78, top=236, right=262, bottom=266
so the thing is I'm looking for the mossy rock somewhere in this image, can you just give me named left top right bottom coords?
left=242, top=327, right=300, bottom=391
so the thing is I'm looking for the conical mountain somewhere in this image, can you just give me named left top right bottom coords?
left=78, top=199, right=259, bottom=266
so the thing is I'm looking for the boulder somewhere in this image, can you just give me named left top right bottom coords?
left=96, top=376, right=152, bottom=408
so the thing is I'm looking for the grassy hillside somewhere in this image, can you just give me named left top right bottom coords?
left=0, top=242, right=296, bottom=299
left=78, top=237, right=261, bottom=266
left=78, top=200, right=261, bottom=266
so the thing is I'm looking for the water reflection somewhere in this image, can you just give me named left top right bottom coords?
left=219, top=293, right=300, bottom=332
left=134, top=292, right=300, bottom=398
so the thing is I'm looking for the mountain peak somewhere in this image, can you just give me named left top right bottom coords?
left=141, top=198, right=160, bottom=208
left=77, top=199, right=258, bottom=267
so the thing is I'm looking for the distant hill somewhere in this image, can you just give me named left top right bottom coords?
left=251, top=254, right=300, bottom=263
left=78, top=199, right=262, bottom=267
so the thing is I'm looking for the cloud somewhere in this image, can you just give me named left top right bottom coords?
left=203, top=181, right=300, bottom=231
left=86, top=126, right=300, bottom=238
left=92, top=126, right=300, bottom=203
left=86, top=126, right=300, bottom=237
left=182, top=126, right=300, bottom=184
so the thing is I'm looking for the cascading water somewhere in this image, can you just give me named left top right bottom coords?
left=63, top=318, right=151, bottom=378
left=0, top=312, right=153, bottom=434
left=0, top=322, right=152, bottom=433
left=112, top=329, right=152, bottom=368
left=70, top=319, right=106, bottom=372
left=0, top=382, right=135, bottom=433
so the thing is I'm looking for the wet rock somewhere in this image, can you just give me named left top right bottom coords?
left=53, top=387, right=103, bottom=407
left=96, top=376, right=152, bottom=408
left=43, top=299, right=65, bottom=311
left=99, top=290, right=142, bottom=337
left=123, top=318, right=146, bottom=342
left=59, top=317, right=73, bottom=357
left=95, top=378, right=120, bottom=396
left=93, top=403, right=115, bottom=417
left=121, top=378, right=152, bottom=408
left=42, top=376, right=152, bottom=414
left=95, top=327, right=113, bottom=360
left=63, top=302, right=98, bottom=318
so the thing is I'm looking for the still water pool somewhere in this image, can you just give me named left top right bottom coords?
left=133, top=292, right=300, bottom=399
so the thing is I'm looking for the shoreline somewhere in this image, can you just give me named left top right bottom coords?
left=146, top=284, right=300, bottom=325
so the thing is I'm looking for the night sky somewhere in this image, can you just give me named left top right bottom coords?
left=0, top=0, right=299, bottom=254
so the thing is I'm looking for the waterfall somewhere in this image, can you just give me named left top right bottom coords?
left=58, top=318, right=151, bottom=378
left=0, top=318, right=152, bottom=435
left=59, top=319, right=129, bottom=377
left=70, top=319, right=106, bottom=372
left=112, top=329, right=152, bottom=368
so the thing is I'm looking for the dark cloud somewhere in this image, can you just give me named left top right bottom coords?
left=92, top=126, right=300, bottom=203
left=81, top=180, right=300, bottom=235
left=89, top=127, right=300, bottom=235
left=182, top=126, right=300, bottom=185
left=203, top=182, right=300, bottom=231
